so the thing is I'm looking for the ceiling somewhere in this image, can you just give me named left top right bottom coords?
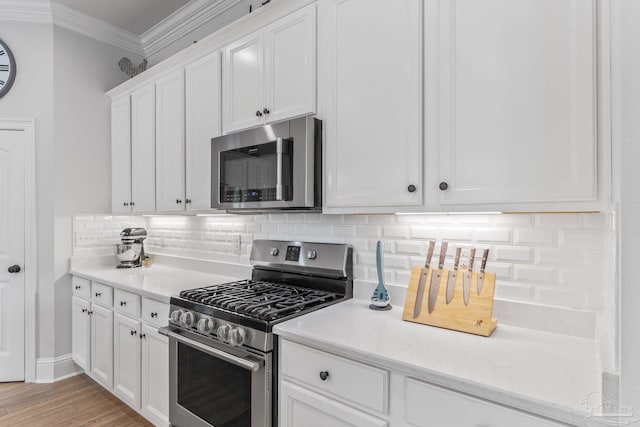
left=52, top=0, right=190, bottom=35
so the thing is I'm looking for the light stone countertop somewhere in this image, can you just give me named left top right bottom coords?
left=274, top=299, right=601, bottom=426
left=69, top=255, right=250, bottom=303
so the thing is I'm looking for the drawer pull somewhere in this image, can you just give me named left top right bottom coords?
left=120, top=301, right=126, bottom=306
left=95, top=292, right=101, bottom=297
left=75, top=285, right=81, bottom=290
left=81, top=309, right=87, bottom=313
left=319, top=371, right=329, bottom=381
left=130, top=330, right=137, bottom=336
left=150, top=312, right=158, bottom=318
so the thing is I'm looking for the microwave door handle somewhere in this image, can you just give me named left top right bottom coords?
left=159, top=327, right=262, bottom=372
left=276, top=137, right=283, bottom=201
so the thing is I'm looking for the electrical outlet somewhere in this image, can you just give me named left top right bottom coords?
left=75, top=231, right=105, bottom=246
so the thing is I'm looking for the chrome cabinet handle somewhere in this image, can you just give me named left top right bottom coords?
left=276, top=137, right=283, bottom=201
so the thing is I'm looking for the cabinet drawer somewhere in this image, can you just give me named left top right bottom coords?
left=280, top=340, right=389, bottom=414
left=91, top=282, right=113, bottom=308
left=141, top=298, right=169, bottom=327
left=114, top=289, right=141, bottom=318
left=405, top=379, right=561, bottom=427
left=72, top=276, right=91, bottom=299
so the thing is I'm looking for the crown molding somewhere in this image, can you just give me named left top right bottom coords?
left=51, top=3, right=145, bottom=56
left=141, top=0, right=246, bottom=58
left=0, top=1, right=52, bottom=24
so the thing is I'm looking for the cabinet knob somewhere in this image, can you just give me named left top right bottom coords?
left=75, top=285, right=81, bottom=290
left=176, top=199, right=182, bottom=204
left=120, top=301, right=126, bottom=306
left=407, top=184, right=417, bottom=193
left=185, top=199, right=192, bottom=204
left=123, top=202, right=129, bottom=207
left=8, top=265, right=21, bottom=274
left=95, top=292, right=101, bottom=297
left=151, top=312, right=158, bottom=318
left=439, top=182, right=449, bottom=191
left=256, top=110, right=263, bottom=117
left=87, top=311, right=93, bottom=316
left=139, top=333, right=146, bottom=340
left=130, top=202, right=135, bottom=206
left=81, top=308, right=87, bottom=313
left=319, top=371, right=329, bottom=381
left=263, top=108, right=270, bottom=115
left=130, top=330, right=137, bottom=336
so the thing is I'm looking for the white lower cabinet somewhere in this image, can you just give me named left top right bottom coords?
left=71, top=277, right=170, bottom=426
left=90, top=304, right=113, bottom=388
left=279, top=339, right=562, bottom=427
left=141, top=324, right=170, bottom=426
left=114, top=312, right=142, bottom=408
left=280, top=380, right=388, bottom=427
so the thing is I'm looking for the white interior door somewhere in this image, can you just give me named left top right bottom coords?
left=0, top=129, right=25, bottom=382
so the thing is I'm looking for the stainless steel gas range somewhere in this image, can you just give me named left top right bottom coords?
left=159, top=240, right=353, bottom=427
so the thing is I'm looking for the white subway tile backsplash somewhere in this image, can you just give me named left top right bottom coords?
left=73, top=212, right=612, bottom=339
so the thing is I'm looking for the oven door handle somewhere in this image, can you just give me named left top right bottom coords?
left=276, top=137, right=283, bottom=201
left=159, top=327, right=262, bottom=372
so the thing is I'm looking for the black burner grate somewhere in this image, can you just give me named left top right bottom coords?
left=179, top=280, right=340, bottom=321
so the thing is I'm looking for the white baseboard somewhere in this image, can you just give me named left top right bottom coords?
left=35, top=354, right=83, bottom=383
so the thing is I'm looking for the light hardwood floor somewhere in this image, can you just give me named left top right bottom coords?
left=0, top=374, right=152, bottom=426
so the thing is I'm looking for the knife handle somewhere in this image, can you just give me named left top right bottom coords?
left=480, top=248, right=489, bottom=272
left=453, top=247, right=461, bottom=268
left=468, top=248, right=476, bottom=270
left=425, top=241, right=436, bottom=268
left=438, top=241, right=448, bottom=269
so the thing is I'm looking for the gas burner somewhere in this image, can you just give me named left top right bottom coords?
left=179, top=280, right=340, bottom=321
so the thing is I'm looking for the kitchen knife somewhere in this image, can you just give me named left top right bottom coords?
left=446, top=247, right=461, bottom=304
left=428, top=241, right=448, bottom=314
left=476, top=248, right=489, bottom=295
left=412, top=241, right=435, bottom=318
left=463, top=248, right=476, bottom=306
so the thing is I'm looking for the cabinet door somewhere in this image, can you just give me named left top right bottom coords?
left=111, top=95, right=132, bottom=213
left=114, top=313, right=141, bottom=408
left=156, top=69, right=186, bottom=212
left=222, top=32, right=265, bottom=133
left=280, top=380, right=388, bottom=427
left=71, top=296, right=91, bottom=371
left=438, top=0, right=596, bottom=207
left=185, top=52, right=222, bottom=211
left=264, top=3, right=316, bottom=124
left=141, top=324, right=169, bottom=426
left=322, top=0, right=423, bottom=209
left=90, top=303, right=113, bottom=388
left=131, top=84, right=156, bottom=212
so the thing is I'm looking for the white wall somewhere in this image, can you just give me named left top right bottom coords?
left=619, top=0, right=640, bottom=415
left=0, top=20, right=56, bottom=360
left=53, top=26, right=143, bottom=357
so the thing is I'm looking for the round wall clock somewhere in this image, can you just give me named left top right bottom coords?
left=0, top=39, right=16, bottom=99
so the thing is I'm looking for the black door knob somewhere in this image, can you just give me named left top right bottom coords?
left=8, top=265, right=20, bottom=274
left=407, top=184, right=417, bottom=193
left=439, top=182, right=449, bottom=191
left=319, top=371, right=329, bottom=381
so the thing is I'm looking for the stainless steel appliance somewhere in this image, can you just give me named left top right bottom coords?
left=114, top=228, right=147, bottom=268
left=211, top=116, right=322, bottom=211
left=160, top=240, right=353, bottom=427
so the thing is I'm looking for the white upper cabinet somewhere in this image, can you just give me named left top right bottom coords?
left=111, top=96, right=132, bottom=213
left=264, top=4, right=317, bottom=124
left=321, top=0, right=423, bottom=210
left=222, top=3, right=317, bottom=134
left=437, top=0, right=597, bottom=209
left=185, top=52, right=222, bottom=211
left=155, top=69, right=186, bottom=212
left=223, top=32, right=265, bottom=133
left=131, top=84, right=156, bottom=213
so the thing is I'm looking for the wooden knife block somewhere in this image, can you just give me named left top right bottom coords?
left=402, top=266, right=498, bottom=337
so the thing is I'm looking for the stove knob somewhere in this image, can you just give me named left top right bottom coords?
left=229, top=327, right=247, bottom=347
left=270, top=247, right=279, bottom=256
left=197, top=318, right=215, bottom=334
left=307, top=249, right=317, bottom=260
left=180, top=311, right=195, bottom=328
left=170, top=310, right=184, bottom=324
left=217, top=324, right=231, bottom=343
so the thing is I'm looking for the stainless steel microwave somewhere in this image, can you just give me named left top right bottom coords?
left=211, top=116, right=322, bottom=211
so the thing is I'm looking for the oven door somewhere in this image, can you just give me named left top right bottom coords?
left=160, top=327, right=271, bottom=427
